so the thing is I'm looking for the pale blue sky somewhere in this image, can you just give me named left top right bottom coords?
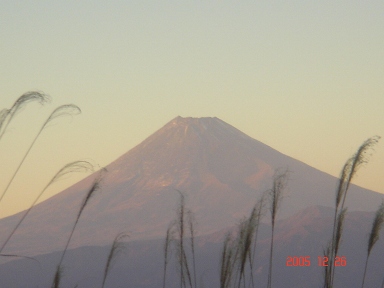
left=1, top=1, right=383, bottom=217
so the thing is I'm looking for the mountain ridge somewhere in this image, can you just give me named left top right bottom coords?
left=0, top=116, right=382, bottom=256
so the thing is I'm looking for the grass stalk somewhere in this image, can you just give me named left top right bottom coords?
left=220, top=233, right=234, bottom=288
left=267, top=169, right=288, bottom=288
left=177, top=191, right=186, bottom=287
left=163, top=223, right=174, bottom=288
left=182, top=247, right=193, bottom=288
left=51, top=168, right=105, bottom=288
left=0, top=91, right=50, bottom=141
left=237, top=206, right=258, bottom=288
left=334, top=208, right=347, bottom=258
left=0, top=161, right=95, bottom=254
left=323, top=242, right=332, bottom=288
left=102, top=232, right=129, bottom=288
left=175, top=190, right=194, bottom=288
left=327, top=136, right=380, bottom=287
left=0, top=104, right=81, bottom=203
left=165, top=191, right=195, bottom=288
left=361, top=200, right=384, bottom=288
left=219, top=195, right=265, bottom=288
left=187, top=210, right=197, bottom=288
left=248, top=193, right=266, bottom=287
left=51, top=265, right=63, bottom=288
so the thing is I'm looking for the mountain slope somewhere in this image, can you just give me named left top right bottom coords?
left=0, top=116, right=382, bottom=255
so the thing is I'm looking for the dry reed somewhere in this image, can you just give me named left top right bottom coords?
left=51, top=168, right=106, bottom=288
left=267, top=168, right=288, bottom=288
left=361, top=200, right=384, bottom=288
left=102, top=232, right=129, bottom=288
left=326, top=136, right=380, bottom=288
left=0, top=161, right=95, bottom=254
left=0, top=103, right=81, bottom=203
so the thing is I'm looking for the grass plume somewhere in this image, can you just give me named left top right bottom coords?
left=0, top=91, right=50, bottom=141
left=248, top=193, right=266, bottom=287
left=163, top=191, right=196, bottom=288
left=234, top=219, right=249, bottom=288
left=238, top=197, right=264, bottom=287
left=51, top=168, right=106, bottom=288
left=218, top=194, right=265, bottom=288
left=0, top=161, right=95, bottom=254
left=326, top=136, right=380, bottom=287
left=0, top=103, right=81, bottom=203
left=267, top=168, right=288, bottom=288
left=340, top=136, right=380, bottom=211
left=361, top=200, right=384, bottom=288
left=220, top=233, right=235, bottom=288
left=102, top=232, right=129, bottom=288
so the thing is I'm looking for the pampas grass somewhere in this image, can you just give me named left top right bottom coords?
left=0, top=161, right=95, bottom=254
left=163, top=191, right=196, bottom=288
left=1, top=93, right=118, bottom=287
left=0, top=93, right=116, bottom=288
left=220, top=233, right=235, bottom=288
left=237, top=203, right=260, bottom=288
left=187, top=210, right=197, bottom=288
left=51, top=168, right=106, bottom=288
left=176, top=191, right=193, bottom=288
left=325, top=136, right=380, bottom=288
left=0, top=91, right=50, bottom=141
left=218, top=193, right=266, bottom=288
left=361, top=200, right=384, bottom=288
left=248, top=193, right=266, bottom=286
left=267, top=168, right=288, bottom=288
left=0, top=103, right=81, bottom=202
left=163, top=223, right=174, bottom=288
left=102, top=232, right=129, bottom=288
left=126, top=187, right=265, bottom=288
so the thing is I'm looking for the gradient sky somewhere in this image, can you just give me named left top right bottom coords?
left=1, top=1, right=383, bottom=218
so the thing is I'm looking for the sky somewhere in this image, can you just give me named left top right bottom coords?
left=0, top=1, right=383, bottom=218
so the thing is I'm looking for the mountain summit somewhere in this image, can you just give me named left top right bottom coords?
left=0, top=116, right=382, bottom=255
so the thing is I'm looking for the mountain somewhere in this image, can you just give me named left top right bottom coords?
left=0, top=116, right=382, bottom=256
left=1, top=205, right=383, bottom=288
